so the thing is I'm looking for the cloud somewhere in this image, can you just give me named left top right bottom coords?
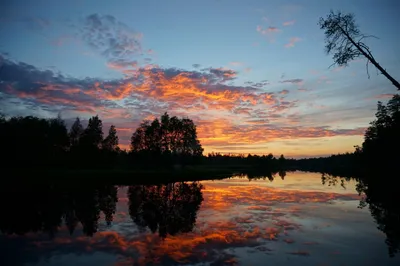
left=197, top=117, right=365, bottom=148
left=284, top=37, right=301, bottom=48
left=283, top=20, right=295, bottom=26
left=280, top=78, right=303, bottom=85
left=366, top=93, right=394, bottom=101
left=107, top=59, right=138, bottom=70
left=257, top=25, right=280, bottom=34
left=192, top=64, right=201, bottom=69
left=257, top=25, right=281, bottom=42
left=244, top=67, right=252, bottom=73
left=229, top=62, right=243, bottom=67
left=0, top=55, right=370, bottom=155
left=208, top=67, right=238, bottom=82
left=79, top=14, right=142, bottom=64
left=0, top=56, right=284, bottom=145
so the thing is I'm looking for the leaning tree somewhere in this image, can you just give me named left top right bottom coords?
left=319, top=10, right=400, bottom=90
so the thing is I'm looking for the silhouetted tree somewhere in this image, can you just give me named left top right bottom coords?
left=80, top=115, right=103, bottom=150
left=362, top=94, right=400, bottom=167
left=319, top=10, right=400, bottom=90
left=102, top=125, right=119, bottom=152
left=69, top=117, right=83, bottom=148
left=130, top=113, right=203, bottom=166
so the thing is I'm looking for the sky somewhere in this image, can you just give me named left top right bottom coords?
left=0, top=0, right=399, bottom=158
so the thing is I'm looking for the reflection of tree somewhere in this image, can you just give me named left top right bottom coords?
left=128, top=182, right=204, bottom=238
left=356, top=177, right=400, bottom=257
left=245, top=170, right=286, bottom=182
left=321, top=173, right=349, bottom=189
left=0, top=183, right=118, bottom=237
left=321, top=173, right=400, bottom=257
left=279, top=170, right=286, bottom=180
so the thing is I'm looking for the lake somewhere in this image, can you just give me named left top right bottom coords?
left=1, top=171, right=399, bottom=266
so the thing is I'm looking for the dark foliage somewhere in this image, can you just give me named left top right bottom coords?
left=128, top=181, right=204, bottom=238
left=0, top=112, right=288, bottom=174
left=0, top=182, right=118, bottom=237
left=130, top=112, right=203, bottom=167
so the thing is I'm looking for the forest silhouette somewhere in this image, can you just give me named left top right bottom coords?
left=0, top=112, right=287, bottom=181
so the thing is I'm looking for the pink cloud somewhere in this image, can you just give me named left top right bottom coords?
left=283, top=20, right=295, bottom=26
left=284, top=37, right=301, bottom=48
left=257, top=26, right=281, bottom=42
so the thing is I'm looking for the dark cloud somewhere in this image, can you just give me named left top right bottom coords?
left=280, top=79, right=303, bottom=84
left=192, top=63, right=201, bottom=69
left=0, top=56, right=109, bottom=114
left=79, top=14, right=142, bottom=63
left=200, top=67, right=237, bottom=83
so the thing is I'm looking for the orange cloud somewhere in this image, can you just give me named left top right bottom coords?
left=196, top=118, right=365, bottom=148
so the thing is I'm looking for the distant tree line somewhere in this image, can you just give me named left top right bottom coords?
left=0, top=112, right=205, bottom=171
left=0, top=112, right=288, bottom=173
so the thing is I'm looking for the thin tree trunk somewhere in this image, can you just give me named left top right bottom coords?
left=341, top=28, right=400, bottom=90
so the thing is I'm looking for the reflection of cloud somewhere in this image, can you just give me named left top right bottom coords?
left=1, top=175, right=368, bottom=266
left=202, top=184, right=360, bottom=210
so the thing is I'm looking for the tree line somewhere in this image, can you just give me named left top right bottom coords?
left=0, top=112, right=204, bottom=170
left=289, top=94, right=400, bottom=175
left=0, top=112, right=288, bottom=173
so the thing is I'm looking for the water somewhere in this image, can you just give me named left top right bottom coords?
left=1, top=171, right=399, bottom=266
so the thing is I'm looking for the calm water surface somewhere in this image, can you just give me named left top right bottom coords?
left=1, top=171, right=399, bottom=266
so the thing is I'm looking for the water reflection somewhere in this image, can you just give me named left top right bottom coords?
left=1, top=172, right=399, bottom=266
left=0, top=184, right=118, bottom=237
left=128, top=182, right=204, bottom=238
left=321, top=173, right=400, bottom=257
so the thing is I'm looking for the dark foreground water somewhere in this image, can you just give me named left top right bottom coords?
left=1, top=171, right=399, bottom=266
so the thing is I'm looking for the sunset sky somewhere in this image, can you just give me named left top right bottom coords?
left=0, top=0, right=399, bottom=157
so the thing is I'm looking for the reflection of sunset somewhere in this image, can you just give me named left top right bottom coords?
left=6, top=173, right=367, bottom=266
